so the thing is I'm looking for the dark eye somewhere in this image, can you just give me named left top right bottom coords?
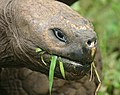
left=51, top=28, right=67, bottom=42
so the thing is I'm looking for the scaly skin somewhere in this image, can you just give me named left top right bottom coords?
left=0, top=0, right=101, bottom=94
left=0, top=0, right=97, bottom=80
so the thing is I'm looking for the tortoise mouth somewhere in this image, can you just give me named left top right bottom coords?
left=39, top=52, right=92, bottom=80
left=55, top=57, right=91, bottom=80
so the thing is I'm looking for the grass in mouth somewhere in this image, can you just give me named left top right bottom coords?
left=89, top=48, right=101, bottom=95
left=36, top=48, right=101, bottom=95
left=90, top=62, right=101, bottom=95
left=36, top=48, right=65, bottom=95
left=49, top=55, right=57, bottom=95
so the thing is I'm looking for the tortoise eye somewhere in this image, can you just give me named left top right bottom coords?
left=51, top=28, right=67, bottom=42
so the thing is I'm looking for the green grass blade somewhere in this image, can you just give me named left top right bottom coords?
left=92, top=62, right=101, bottom=95
left=36, top=48, right=42, bottom=52
left=59, top=60, right=65, bottom=79
left=49, top=55, right=57, bottom=95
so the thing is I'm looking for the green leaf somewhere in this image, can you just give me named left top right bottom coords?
left=59, top=59, right=65, bottom=79
left=49, top=55, right=57, bottom=95
left=36, top=48, right=42, bottom=53
left=36, top=48, right=66, bottom=94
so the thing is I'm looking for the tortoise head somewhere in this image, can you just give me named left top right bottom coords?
left=7, top=0, right=97, bottom=80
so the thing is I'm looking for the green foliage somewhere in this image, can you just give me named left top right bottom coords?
left=71, top=0, right=120, bottom=95
left=59, top=58, right=65, bottom=79
left=49, top=56, right=66, bottom=95
left=36, top=48, right=65, bottom=95
left=36, top=48, right=42, bottom=52
left=49, top=55, right=57, bottom=95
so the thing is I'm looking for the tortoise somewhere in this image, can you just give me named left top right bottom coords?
left=0, top=0, right=102, bottom=95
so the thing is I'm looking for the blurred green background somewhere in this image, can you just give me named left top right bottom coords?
left=71, top=0, right=120, bottom=95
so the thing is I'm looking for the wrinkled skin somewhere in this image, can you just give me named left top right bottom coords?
left=0, top=0, right=97, bottom=80
left=0, top=48, right=102, bottom=95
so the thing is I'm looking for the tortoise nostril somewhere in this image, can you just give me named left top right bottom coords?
left=86, top=39, right=97, bottom=48
left=94, top=40, right=97, bottom=45
left=87, top=40, right=92, bottom=46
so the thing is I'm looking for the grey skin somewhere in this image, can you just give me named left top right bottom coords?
left=0, top=0, right=97, bottom=80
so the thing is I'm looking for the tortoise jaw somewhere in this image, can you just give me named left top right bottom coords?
left=56, top=57, right=92, bottom=80
left=39, top=53, right=92, bottom=80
